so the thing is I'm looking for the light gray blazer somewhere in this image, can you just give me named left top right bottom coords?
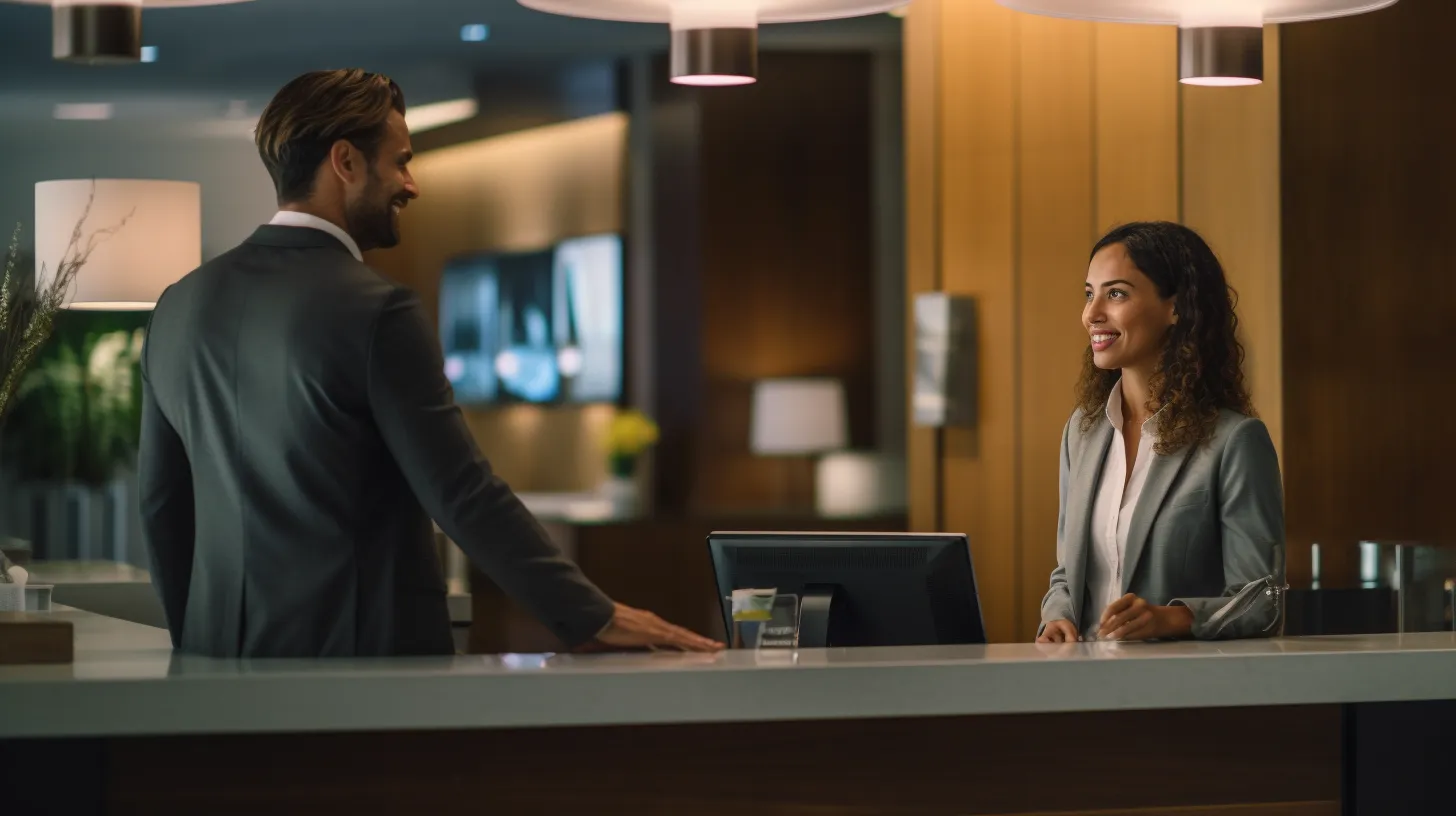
left=1040, top=408, right=1286, bottom=640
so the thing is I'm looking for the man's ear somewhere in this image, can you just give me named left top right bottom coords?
left=328, top=140, right=361, bottom=186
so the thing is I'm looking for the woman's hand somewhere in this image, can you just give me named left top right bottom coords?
left=1098, top=594, right=1194, bottom=641
left=1037, top=619, right=1080, bottom=643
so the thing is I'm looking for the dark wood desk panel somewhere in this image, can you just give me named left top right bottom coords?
left=98, top=706, right=1339, bottom=815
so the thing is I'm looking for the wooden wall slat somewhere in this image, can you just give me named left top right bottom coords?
left=1016, top=15, right=1097, bottom=641
left=903, top=0, right=942, bottom=533
left=935, top=0, right=1021, bottom=643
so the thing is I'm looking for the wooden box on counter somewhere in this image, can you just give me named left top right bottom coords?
left=0, top=612, right=73, bottom=665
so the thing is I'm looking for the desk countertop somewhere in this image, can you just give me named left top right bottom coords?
left=5, top=608, right=1456, bottom=739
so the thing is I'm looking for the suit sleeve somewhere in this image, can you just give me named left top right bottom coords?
left=1038, top=419, right=1077, bottom=637
left=139, top=319, right=195, bottom=649
left=365, top=289, right=616, bottom=647
left=1171, top=418, right=1286, bottom=640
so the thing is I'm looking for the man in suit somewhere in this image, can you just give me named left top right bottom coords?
left=139, top=69, right=719, bottom=658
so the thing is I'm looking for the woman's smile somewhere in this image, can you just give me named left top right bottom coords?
left=1090, top=330, right=1120, bottom=353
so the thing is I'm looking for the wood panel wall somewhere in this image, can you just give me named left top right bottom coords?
left=905, top=0, right=1282, bottom=640
left=651, top=53, right=878, bottom=514
left=1282, top=0, right=1456, bottom=583
left=903, top=0, right=942, bottom=534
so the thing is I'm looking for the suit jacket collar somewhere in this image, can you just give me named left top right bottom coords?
left=1065, top=417, right=1114, bottom=625
left=245, top=225, right=357, bottom=259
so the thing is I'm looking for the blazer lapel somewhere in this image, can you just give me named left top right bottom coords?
left=1064, top=419, right=1113, bottom=624
left=1121, top=442, right=1194, bottom=593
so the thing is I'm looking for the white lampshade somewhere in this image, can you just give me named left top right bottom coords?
left=35, top=179, right=201, bottom=310
left=815, top=452, right=906, bottom=518
left=993, top=0, right=1397, bottom=24
left=995, top=0, right=1396, bottom=86
left=517, top=0, right=906, bottom=85
left=750, top=378, right=848, bottom=455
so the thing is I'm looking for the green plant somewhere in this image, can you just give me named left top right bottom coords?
left=3, top=317, right=146, bottom=486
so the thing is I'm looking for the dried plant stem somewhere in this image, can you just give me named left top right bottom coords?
left=0, top=183, right=131, bottom=428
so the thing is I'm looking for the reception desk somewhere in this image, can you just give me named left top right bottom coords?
left=4, top=609, right=1456, bottom=814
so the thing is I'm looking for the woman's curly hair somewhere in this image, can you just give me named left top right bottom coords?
left=1075, top=222, right=1255, bottom=455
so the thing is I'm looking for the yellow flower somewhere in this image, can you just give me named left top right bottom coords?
left=606, top=409, right=659, bottom=457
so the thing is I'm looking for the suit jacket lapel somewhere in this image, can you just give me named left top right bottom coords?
left=1064, top=419, right=1113, bottom=625
left=1121, top=442, right=1193, bottom=593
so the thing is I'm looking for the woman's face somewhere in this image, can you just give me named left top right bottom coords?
left=1083, top=243, right=1177, bottom=373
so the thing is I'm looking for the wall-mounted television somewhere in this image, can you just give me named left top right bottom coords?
left=439, top=233, right=623, bottom=405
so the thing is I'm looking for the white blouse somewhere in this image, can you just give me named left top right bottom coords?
left=1083, top=380, right=1159, bottom=638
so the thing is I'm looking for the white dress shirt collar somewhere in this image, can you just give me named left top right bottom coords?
left=1105, top=378, right=1161, bottom=436
left=268, top=211, right=363, bottom=262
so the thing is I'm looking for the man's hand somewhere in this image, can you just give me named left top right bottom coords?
left=1037, top=619, right=1080, bottom=643
left=1097, top=594, right=1194, bottom=641
left=594, top=603, right=724, bottom=652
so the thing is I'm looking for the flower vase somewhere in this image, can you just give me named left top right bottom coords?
left=603, top=456, right=640, bottom=518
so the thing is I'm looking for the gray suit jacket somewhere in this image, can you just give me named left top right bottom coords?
left=1040, top=408, right=1286, bottom=640
left=139, top=226, right=615, bottom=658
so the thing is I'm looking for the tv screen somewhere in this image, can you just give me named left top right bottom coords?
left=439, top=233, right=623, bottom=405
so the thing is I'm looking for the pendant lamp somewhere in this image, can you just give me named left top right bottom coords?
left=995, top=1, right=1397, bottom=85
left=518, top=0, right=908, bottom=85
left=4, top=0, right=253, bottom=64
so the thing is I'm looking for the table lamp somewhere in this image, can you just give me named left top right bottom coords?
left=750, top=378, right=847, bottom=511
left=35, top=179, right=201, bottom=310
left=815, top=452, right=907, bottom=519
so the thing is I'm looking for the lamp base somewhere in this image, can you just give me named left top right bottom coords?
left=54, top=5, right=142, bottom=65
left=1179, top=26, right=1264, bottom=86
left=670, top=27, right=758, bottom=86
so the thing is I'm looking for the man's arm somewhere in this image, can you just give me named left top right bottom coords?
left=364, top=289, right=617, bottom=647
left=138, top=346, right=195, bottom=649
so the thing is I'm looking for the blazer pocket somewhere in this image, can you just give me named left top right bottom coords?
left=1168, top=488, right=1210, bottom=509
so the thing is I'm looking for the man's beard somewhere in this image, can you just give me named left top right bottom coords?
left=344, top=172, right=400, bottom=252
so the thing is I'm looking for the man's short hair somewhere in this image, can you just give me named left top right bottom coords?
left=254, top=69, right=406, bottom=204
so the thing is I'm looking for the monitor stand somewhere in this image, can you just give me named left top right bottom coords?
left=798, top=584, right=839, bottom=648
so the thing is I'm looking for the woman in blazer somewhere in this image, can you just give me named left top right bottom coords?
left=1038, top=221, right=1285, bottom=643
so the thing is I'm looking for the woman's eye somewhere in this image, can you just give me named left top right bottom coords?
left=1108, top=289, right=1127, bottom=300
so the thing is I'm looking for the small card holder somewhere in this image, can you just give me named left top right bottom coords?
left=727, top=589, right=800, bottom=650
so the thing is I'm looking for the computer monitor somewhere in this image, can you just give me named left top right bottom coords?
left=708, top=532, right=986, bottom=648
